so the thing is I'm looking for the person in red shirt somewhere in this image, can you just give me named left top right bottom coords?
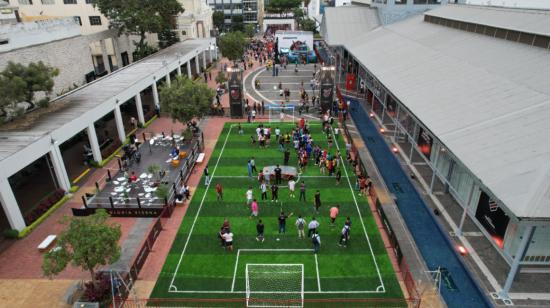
left=216, top=183, right=223, bottom=201
left=299, top=117, right=305, bottom=129
left=129, top=171, right=137, bottom=182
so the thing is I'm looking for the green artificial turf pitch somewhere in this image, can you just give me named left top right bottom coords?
left=149, top=122, right=404, bottom=307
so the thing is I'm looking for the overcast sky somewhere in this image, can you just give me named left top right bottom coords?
left=464, top=0, right=550, bottom=9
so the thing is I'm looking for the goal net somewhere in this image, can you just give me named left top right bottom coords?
left=246, top=264, right=304, bottom=307
left=268, top=106, right=296, bottom=123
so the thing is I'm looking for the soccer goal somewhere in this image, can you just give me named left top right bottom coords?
left=245, top=264, right=304, bottom=307
left=268, top=106, right=296, bottom=123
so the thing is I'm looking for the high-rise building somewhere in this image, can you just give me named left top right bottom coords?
left=207, top=0, right=262, bottom=30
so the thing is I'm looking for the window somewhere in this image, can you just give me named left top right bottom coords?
left=73, top=16, right=82, bottom=26
left=395, top=0, right=407, bottom=4
left=85, top=0, right=92, bottom=3
left=41, top=0, right=55, bottom=4
left=63, top=0, right=77, bottom=3
left=18, top=0, right=33, bottom=4
left=89, top=16, right=102, bottom=26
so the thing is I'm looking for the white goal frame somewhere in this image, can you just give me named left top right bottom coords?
left=245, top=263, right=304, bottom=308
left=268, top=106, right=296, bottom=123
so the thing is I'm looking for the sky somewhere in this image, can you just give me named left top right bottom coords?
left=464, top=0, right=550, bottom=9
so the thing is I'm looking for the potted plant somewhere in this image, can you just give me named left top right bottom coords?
left=123, top=191, right=130, bottom=204
left=148, top=164, right=161, bottom=182
left=155, top=184, right=170, bottom=201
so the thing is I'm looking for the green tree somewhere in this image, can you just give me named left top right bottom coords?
left=231, top=15, right=244, bottom=32
left=267, top=0, right=301, bottom=14
left=218, top=31, right=247, bottom=63
left=215, top=71, right=227, bottom=85
left=300, top=18, right=317, bottom=33
left=212, top=11, right=225, bottom=32
left=244, top=24, right=256, bottom=38
left=158, top=28, right=180, bottom=49
left=160, top=75, right=215, bottom=125
left=92, top=0, right=184, bottom=50
left=0, top=61, right=59, bottom=111
left=42, top=210, right=121, bottom=286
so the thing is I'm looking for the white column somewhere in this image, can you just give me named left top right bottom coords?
left=166, top=74, right=171, bottom=87
left=87, top=124, right=103, bottom=163
left=498, top=225, right=535, bottom=300
left=0, top=177, right=26, bottom=230
left=186, top=62, right=192, bottom=78
left=114, top=105, right=126, bottom=142
left=176, top=66, right=182, bottom=75
left=202, top=50, right=207, bottom=68
left=152, top=81, right=160, bottom=107
left=135, top=94, right=145, bottom=125
left=50, top=145, right=71, bottom=192
left=195, top=56, right=200, bottom=74
left=209, top=46, right=213, bottom=63
left=100, top=39, right=111, bottom=73
left=112, top=38, right=123, bottom=70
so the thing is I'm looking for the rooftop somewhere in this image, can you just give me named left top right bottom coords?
left=337, top=5, right=550, bottom=219
left=320, top=6, right=381, bottom=46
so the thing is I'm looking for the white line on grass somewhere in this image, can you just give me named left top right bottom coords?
left=213, top=175, right=349, bottom=178
left=332, top=127, right=386, bottom=292
left=168, top=125, right=234, bottom=291
left=314, top=254, right=321, bottom=292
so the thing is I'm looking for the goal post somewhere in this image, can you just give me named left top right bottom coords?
left=268, top=106, right=296, bottom=123
left=245, top=264, right=304, bottom=307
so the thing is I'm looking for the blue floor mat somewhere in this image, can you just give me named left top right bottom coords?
left=348, top=98, right=492, bottom=308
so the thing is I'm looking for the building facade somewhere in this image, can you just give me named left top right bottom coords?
left=207, top=0, right=262, bottom=30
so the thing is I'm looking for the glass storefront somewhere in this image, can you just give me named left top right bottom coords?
left=94, top=111, right=119, bottom=158
left=60, top=129, right=92, bottom=182
left=140, top=86, right=156, bottom=122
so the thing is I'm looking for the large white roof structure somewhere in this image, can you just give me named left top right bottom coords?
left=320, top=6, right=381, bottom=46
left=339, top=6, right=550, bottom=219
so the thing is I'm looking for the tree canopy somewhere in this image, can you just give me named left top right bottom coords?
left=300, top=18, right=317, bottom=33
left=92, top=0, right=184, bottom=47
left=0, top=61, right=59, bottom=114
left=244, top=24, right=256, bottom=38
left=212, top=11, right=225, bottom=31
left=231, top=15, right=244, bottom=32
left=160, top=75, right=215, bottom=125
left=266, top=0, right=301, bottom=14
left=42, top=210, right=121, bottom=284
left=218, top=31, right=247, bottom=62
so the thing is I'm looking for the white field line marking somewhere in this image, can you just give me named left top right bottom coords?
left=314, top=253, right=321, bottom=292
left=168, top=125, right=234, bottom=291
left=332, top=127, right=386, bottom=292
left=213, top=175, right=349, bottom=178
left=169, top=290, right=385, bottom=294
left=231, top=249, right=241, bottom=292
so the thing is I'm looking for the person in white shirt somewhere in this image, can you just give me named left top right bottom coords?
left=308, top=217, right=320, bottom=237
left=275, top=127, right=281, bottom=141
left=295, top=215, right=307, bottom=239
left=288, top=179, right=296, bottom=197
left=312, top=232, right=321, bottom=253
left=256, top=127, right=261, bottom=136
left=223, top=232, right=234, bottom=251
left=246, top=187, right=254, bottom=205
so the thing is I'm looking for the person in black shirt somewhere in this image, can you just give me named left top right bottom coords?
left=283, top=149, right=290, bottom=165
left=256, top=219, right=265, bottom=242
left=314, top=190, right=321, bottom=213
left=278, top=211, right=293, bottom=234
left=274, top=164, right=282, bottom=184
left=271, top=184, right=279, bottom=202
left=204, top=165, right=210, bottom=186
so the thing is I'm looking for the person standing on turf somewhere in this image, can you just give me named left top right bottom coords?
left=204, top=165, right=210, bottom=186
left=250, top=157, right=257, bottom=173
left=288, top=178, right=296, bottom=198
left=335, top=168, right=342, bottom=185
left=308, top=217, right=319, bottom=237
left=260, top=182, right=268, bottom=200
left=271, top=183, right=279, bottom=202
left=330, top=205, right=340, bottom=226
left=278, top=211, right=293, bottom=234
left=339, top=224, right=350, bottom=247
left=284, top=148, right=290, bottom=165
left=274, top=164, right=282, bottom=184
left=314, top=190, right=321, bottom=213
left=223, top=231, right=234, bottom=252
left=216, top=183, right=223, bottom=201
left=256, top=219, right=265, bottom=242
left=246, top=187, right=254, bottom=205
left=247, top=160, right=253, bottom=179
left=275, top=127, right=281, bottom=142
left=250, top=199, right=259, bottom=218
left=295, top=215, right=307, bottom=239
left=299, top=181, right=306, bottom=201
left=312, top=232, right=321, bottom=254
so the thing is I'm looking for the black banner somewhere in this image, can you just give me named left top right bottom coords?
left=228, top=69, right=243, bottom=117
left=320, top=69, right=334, bottom=113
left=475, top=191, right=509, bottom=244
left=417, top=127, right=433, bottom=159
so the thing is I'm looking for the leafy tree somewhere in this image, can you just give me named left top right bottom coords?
left=158, top=28, right=180, bottom=49
left=300, top=18, right=317, bottom=33
left=132, top=42, right=159, bottom=61
left=92, top=0, right=184, bottom=49
left=160, top=75, right=215, bottom=125
left=42, top=210, right=121, bottom=286
left=215, top=71, right=227, bottom=85
left=212, top=11, right=225, bottom=32
left=0, top=61, right=59, bottom=111
left=231, top=15, right=244, bottom=32
left=267, top=0, right=301, bottom=14
left=218, top=31, right=247, bottom=63
left=293, top=7, right=305, bottom=22
left=244, top=24, right=256, bottom=38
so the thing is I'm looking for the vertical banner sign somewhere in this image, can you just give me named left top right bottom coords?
left=320, top=69, right=334, bottom=114
left=228, top=69, right=243, bottom=118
